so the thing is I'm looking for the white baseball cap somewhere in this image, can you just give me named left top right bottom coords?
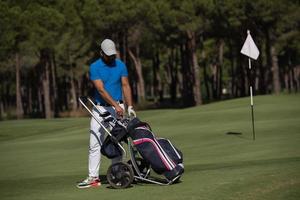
left=100, top=39, right=117, bottom=56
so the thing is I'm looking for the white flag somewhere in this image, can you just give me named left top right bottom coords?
left=240, top=30, right=260, bottom=60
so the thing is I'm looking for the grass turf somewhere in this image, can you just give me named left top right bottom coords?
left=0, top=94, right=299, bottom=200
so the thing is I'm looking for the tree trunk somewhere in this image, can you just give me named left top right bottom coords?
left=202, top=50, right=210, bottom=100
left=0, top=99, right=3, bottom=119
left=265, top=29, right=273, bottom=93
left=0, top=86, right=4, bottom=119
left=218, top=39, right=224, bottom=99
left=270, top=46, right=281, bottom=94
left=293, top=65, right=300, bottom=92
left=180, top=42, right=194, bottom=107
left=38, top=85, right=43, bottom=114
left=171, top=48, right=179, bottom=103
left=228, top=41, right=235, bottom=98
left=42, top=62, right=52, bottom=118
left=78, top=76, right=83, bottom=108
left=236, top=55, right=246, bottom=97
left=152, top=50, right=163, bottom=103
left=284, top=69, right=289, bottom=92
left=258, top=45, right=267, bottom=94
left=128, top=45, right=145, bottom=102
left=28, top=87, right=32, bottom=114
left=187, top=30, right=202, bottom=105
left=168, top=48, right=178, bottom=104
left=70, top=68, right=78, bottom=111
left=210, top=63, right=218, bottom=99
left=51, top=51, right=58, bottom=116
left=5, top=83, right=10, bottom=108
left=288, top=64, right=294, bottom=92
left=63, top=75, right=69, bottom=111
left=15, top=53, right=24, bottom=119
left=41, top=49, right=53, bottom=118
left=120, top=33, right=127, bottom=64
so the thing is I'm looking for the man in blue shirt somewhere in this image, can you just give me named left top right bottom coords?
left=77, top=39, right=136, bottom=188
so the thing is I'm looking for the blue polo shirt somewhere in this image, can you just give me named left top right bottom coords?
left=89, top=58, right=128, bottom=104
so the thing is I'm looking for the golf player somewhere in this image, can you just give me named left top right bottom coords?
left=77, top=39, right=136, bottom=188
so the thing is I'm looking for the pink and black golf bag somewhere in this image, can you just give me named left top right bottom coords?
left=127, top=118, right=184, bottom=180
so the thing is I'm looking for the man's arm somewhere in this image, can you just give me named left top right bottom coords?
left=121, top=77, right=133, bottom=106
left=92, top=79, right=124, bottom=116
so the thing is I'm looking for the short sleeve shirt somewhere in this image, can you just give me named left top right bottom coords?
left=89, top=58, right=128, bottom=104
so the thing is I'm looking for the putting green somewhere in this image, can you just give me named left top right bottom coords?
left=0, top=94, right=299, bottom=200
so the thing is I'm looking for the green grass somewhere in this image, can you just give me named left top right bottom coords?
left=0, top=94, right=299, bottom=200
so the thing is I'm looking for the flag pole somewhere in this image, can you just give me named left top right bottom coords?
left=248, top=56, right=256, bottom=140
left=241, top=29, right=259, bottom=140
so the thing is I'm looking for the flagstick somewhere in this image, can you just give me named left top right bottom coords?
left=241, top=29, right=259, bottom=140
left=248, top=57, right=256, bottom=140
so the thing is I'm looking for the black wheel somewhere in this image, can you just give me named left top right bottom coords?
left=128, top=158, right=151, bottom=177
left=107, top=162, right=134, bottom=189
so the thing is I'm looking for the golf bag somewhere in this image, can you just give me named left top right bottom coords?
left=127, top=118, right=184, bottom=180
left=101, top=122, right=128, bottom=159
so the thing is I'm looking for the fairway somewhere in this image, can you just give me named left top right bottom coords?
left=0, top=94, right=299, bottom=200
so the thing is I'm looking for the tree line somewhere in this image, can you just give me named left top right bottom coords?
left=0, top=0, right=299, bottom=119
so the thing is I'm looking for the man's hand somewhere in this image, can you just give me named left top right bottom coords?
left=115, top=104, right=124, bottom=117
left=128, top=106, right=136, bottom=117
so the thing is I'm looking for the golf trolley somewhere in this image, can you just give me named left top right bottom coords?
left=79, top=97, right=183, bottom=189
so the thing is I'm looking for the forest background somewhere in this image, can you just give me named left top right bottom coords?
left=0, top=0, right=299, bottom=119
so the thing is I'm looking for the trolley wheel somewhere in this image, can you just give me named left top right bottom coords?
left=128, top=158, right=151, bottom=177
left=107, top=162, right=134, bottom=189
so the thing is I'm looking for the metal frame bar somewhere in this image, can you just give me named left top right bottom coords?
left=133, top=175, right=180, bottom=186
left=78, top=97, right=126, bottom=156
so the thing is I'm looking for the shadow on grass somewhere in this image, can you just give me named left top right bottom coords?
left=225, top=131, right=252, bottom=140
